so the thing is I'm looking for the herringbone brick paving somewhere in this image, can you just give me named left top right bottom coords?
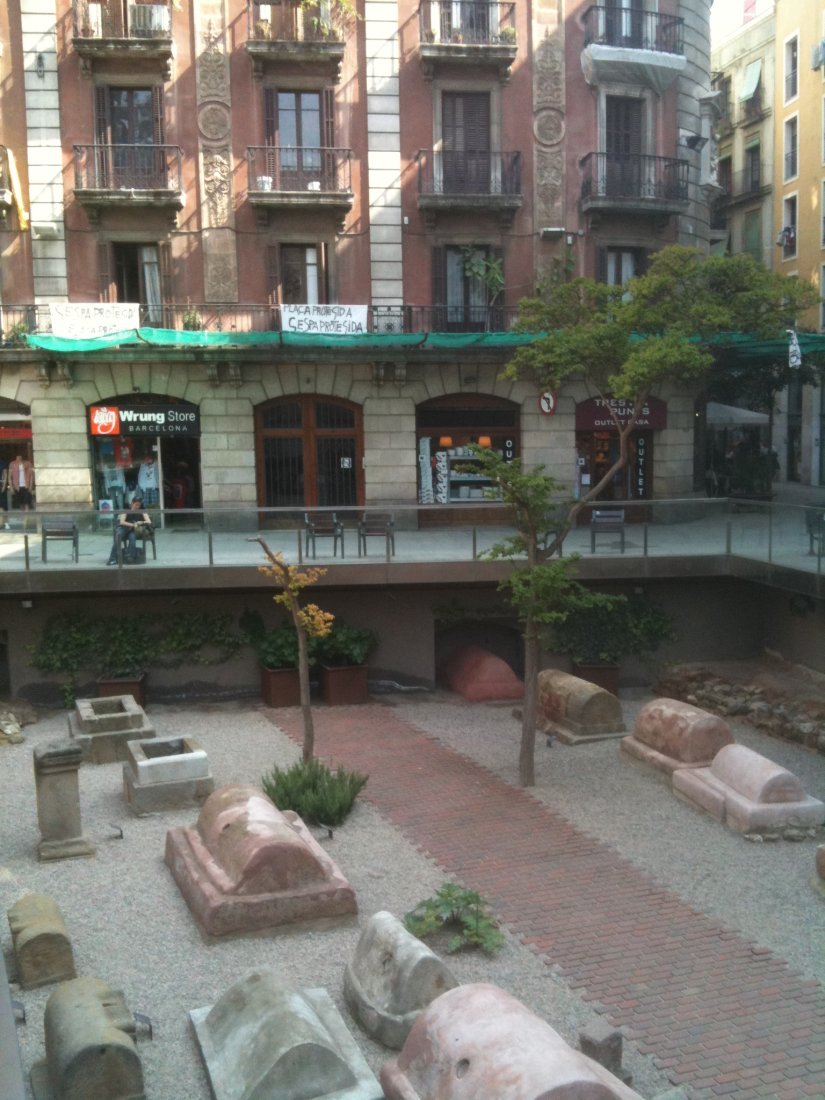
left=278, top=703, right=825, bottom=1100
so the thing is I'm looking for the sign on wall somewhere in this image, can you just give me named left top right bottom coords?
left=281, top=304, right=368, bottom=335
left=89, top=404, right=201, bottom=437
left=575, top=396, right=667, bottom=432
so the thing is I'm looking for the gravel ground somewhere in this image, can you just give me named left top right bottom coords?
left=1, top=691, right=823, bottom=1100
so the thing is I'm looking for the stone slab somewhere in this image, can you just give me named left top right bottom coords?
left=190, top=976, right=382, bottom=1100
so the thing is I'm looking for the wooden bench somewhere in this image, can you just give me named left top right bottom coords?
left=357, top=512, right=395, bottom=557
left=41, top=517, right=79, bottom=563
left=304, top=511, right=345, bottom=558
left=590, top=508, right=625, bottom=553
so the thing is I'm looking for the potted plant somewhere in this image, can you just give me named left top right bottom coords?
left=96, top=620, right=152, bottom=706
left=499, top=24, right=516, bottom=43
left=182, top=304, right=204, bottom=331
left=315, top=621, right=377, bottom=705
left=255, top=625, right=303, bottom=707
left=254, top=18, right=271, bottom=38
left=551, top=591, right=674, bottom=695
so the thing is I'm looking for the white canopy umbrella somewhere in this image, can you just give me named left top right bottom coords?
left=705, top=402, right=770, bottom=428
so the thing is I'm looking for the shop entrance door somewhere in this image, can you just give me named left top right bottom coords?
left=576, top=430, right=653, bottom=506
left=256, top=395, right=363, bottom=514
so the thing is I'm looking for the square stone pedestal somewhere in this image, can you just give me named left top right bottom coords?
left=124, top=735, right=214, bottom=814
left=68, top=696, right=155, bottom=764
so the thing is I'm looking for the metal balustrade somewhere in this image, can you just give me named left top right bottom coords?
left=580, top=152, right=688, bottom=203
left=582, top=5, right=684, bottom=54
left=73, top=0, right=172, bottom=39
left=248, top=0, right=341, bottom=42
left=74, top=144, right=182, bottom=192
left=418, top=1, right=516, bottom=46
left=247, top=146, right=352, bottom=194
left=415, top=150, right=522, bottom=197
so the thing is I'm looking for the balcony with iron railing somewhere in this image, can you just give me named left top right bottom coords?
left=72, top=0, right=173, bottom=74
left=581, top=5, right=686, bottom=93
left=785, top=68, right=798, bottom=101
left=580, top=153, right=689, bottom=215
left=73, top=144, right=184, bottom=221
left=418, top=1, right=517, bottom=80
left=246, top=1, right=345, bottom=79
left=247, top=146, right=353, bottom=225
left=725, top=162, right=769, bottom=206
left=784, top=147, right=798, bottom=181
left=0, top=302, right=523, bottom=343
left=415, top=150, right=522, bottom=227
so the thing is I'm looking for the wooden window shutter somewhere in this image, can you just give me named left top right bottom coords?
left=317, top=242, right=328, bottom=303
left=94, top=85, right=110, bottom=144
left=597, top=247, right=608, bottom=283
left=267, top=245, right=281, bottom=303
left=98, top=240, right=114, bottom=302
left=323, top=87, right=335, bottom=148
left=152, top=85, right=165, bottom=144
left=158, top=242, right=172, bottom=303
left=264, top=88, right=277, bottom=145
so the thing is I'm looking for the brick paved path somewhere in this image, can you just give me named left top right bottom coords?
left=277, top=704, right=825, bottom=1099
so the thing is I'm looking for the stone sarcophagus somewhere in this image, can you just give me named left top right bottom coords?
left=30, top=977, right=144, bottom=1100
left=165, top=784, right=357, bottom=938
left=673, top=743, right=825, bottom=834
left=621, top=697, right=734, bottom=776
left=380, top=983, right=642, bottom=1100
left=344, top=910, right=458, bottom=1049
left=7, top=893, right=76, bottom=990
left=537, top=669, right=624, bottom=744
left=190, top=969, right=382, bottom=1100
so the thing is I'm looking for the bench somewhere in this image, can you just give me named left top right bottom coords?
left=590, top=508, right=625, bottom=553
left=41, top=517, right=79, bottom=563
left=304, top=511, right=344, bottom=558
left=357, top=512, right=395, bottom=557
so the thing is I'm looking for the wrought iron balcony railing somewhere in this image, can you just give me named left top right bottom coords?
left=580, top=153, right=688, bottom=205
left=74, top=144, right=182, bottom=193
left=247, top=146, right=352, bottom=193
left=73, top=0, right=172, bottom=39
left=418, top=1, right=516, bottom=46
left=248, top=0, right=342, bottom=43
left=582, top=5, right=684, bottom=54
left=784, top=148, right=798, bottom=180
left=416, top=151, right=522, bottom=197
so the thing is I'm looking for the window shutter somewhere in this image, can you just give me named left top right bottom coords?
left=152, top=85, right=165, bottom=144
left=264, top=88, right=277, bottom=145
left=267, top=245, right=281, bottom=303
left=490, top=245, right=504, bottom=326
left=323, top=87, right=335, bottom=148
left=158, top=242, right=172, bottom=304
left=98, top=241, right=114, bottom=302
left=432, top=246, right=446, bottom=330
left=317, top=242, right=328, bottom=303
left=596, top=247, right=608, bottom=283
left=94, top=85, right=109, bottom=144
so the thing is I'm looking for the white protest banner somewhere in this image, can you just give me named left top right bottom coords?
left=50, top=303, right=140, bottom=340
left=281, top=304, right=368, bottom=335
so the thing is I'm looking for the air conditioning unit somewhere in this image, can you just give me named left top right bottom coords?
left=130, top=4, right=170, bottom=38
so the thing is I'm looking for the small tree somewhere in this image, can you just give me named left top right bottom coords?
left=510, top=247, right=818, bottom=550
left=471, top=447, right=581, bottom=787
left=253, top=539, right=334, bottom=761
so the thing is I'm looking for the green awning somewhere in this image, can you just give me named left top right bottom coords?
left=739, top=59, right=762, bottom=101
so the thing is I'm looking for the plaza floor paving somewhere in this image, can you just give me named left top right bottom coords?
left=276, top=702, right=825, bottom=1100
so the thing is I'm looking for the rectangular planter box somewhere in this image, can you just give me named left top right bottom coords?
left=320, top=664, right=369, bottom=705
left=97, top=673, right=147, bottom=708
left=260, top=666, right=301, bottom=707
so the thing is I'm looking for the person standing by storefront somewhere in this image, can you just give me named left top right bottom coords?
left=8, top=453, right=34, bottom=511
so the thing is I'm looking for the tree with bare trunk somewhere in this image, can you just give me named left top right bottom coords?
left=252, top=538, right=334, bottom=761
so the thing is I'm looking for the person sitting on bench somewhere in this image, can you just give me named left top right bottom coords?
left=107, top=497, right=153, bottom=565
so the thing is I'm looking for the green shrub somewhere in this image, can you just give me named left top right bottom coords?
left=262, top=757, right=368, bottom=826
left=314, top=622, right=377, bottom=667
left=404, top=882, right=505, bottom=955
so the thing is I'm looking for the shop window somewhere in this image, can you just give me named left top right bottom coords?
left=416, top=394, right=519, bottom=506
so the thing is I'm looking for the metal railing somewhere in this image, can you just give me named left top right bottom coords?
left=0, top=302, right=525, bottom=337
left=74, top=144, right=183, bottom=192
left=73, top=0, right=172, bottom=39
left=582, top=5, right=684, bottom=54
left=580, top=152, right=689, bottom=203
left=784, top=148, right=798, bottom=180
left=248, top=1, right=341, bottom=43
left=3, top=500, right=825, bottom=594
left=418, top=1, right=516, bottom=46
left=247, top=146, right=352, bottom=194
left=415, top=150, right=522, bottom=197
left=785, top=69, right=798, bottom=101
